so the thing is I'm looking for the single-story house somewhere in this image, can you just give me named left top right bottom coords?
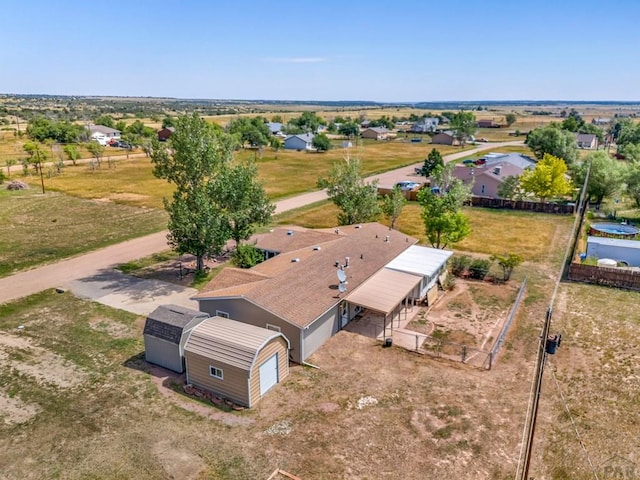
left=586, top=236, right=640, bottom=267
left=143, top=304, right=210, bottom=373
left=87, top=124, right=121, bottom=146
left=194, top=223, right=452, bottom=364
left=575, top=133, right=598, bottom=149
left=361, top=127, right=390, bottom=141
left=410, top=118, right=439, bottom=133
left=454, top=162, right=524, bottom=198
left=591, top=118, right=610, bottom=125
left=265, top=122, right=283, bottom=135
left=184, top=316, right=290, bottom=407
left=477, top=119, right=500, bottom=128
left=284, top=133, right=315, bottom=150
left=431, top=131, right=459, bottom=146
left=360, top=120, right=371, bottom=129
left=157, top=127, right=175, bottom=141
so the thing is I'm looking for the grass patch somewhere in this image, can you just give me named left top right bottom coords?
left=0, top=189, right=167, bottom=277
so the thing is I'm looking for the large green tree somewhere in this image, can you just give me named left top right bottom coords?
left=417, top=164, right=471, bottom=249
left=626, top=160, right=640, bottom=207
left=151, top=113, right=235, bottom=271
left=217, top=158, right=274, bottom=247
left=450, top=111, right=476, bottom=145
left=419, top=148, right=444, bottom=176
left=381, top=185, right=407, bottom=229
left=505, top=113, right=517, bottom=127
left=312, top=133, right=332, bottom=152
left=338, top=121, right=360, bottom=138
left=525, top=124, right=578, bottom=164
left=318, top=157, right=381, bottom=225
left=226, top=117, right=271, bottom=147
left=519, top=153, right=572, bottom=202
left=573, top=150, right=626, bottom=207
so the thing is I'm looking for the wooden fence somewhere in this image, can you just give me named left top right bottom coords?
left=567, top=263, right=640, bottom=291
left=470, top=196, right=575, bottom=214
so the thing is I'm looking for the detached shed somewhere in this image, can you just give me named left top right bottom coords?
left=143, top=305, right=210, bottom=373
left=184, top=317, right=290, bottom=407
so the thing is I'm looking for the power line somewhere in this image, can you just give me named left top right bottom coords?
left=515, top=158, right=592, bottom=480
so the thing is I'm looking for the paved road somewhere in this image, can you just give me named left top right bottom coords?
left=0, top=140, right=522, bottom=311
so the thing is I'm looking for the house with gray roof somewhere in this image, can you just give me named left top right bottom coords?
left=265, top=122, right=283, bottom=135
left=194, top=224, right=452, bottom=363
left=410, top=118, right=440, bottom=133
left=284, top=133, right=315, bottom=150
left=575, top=133, right=598, bottom=149
left=87, top=124, right=121, bottom=146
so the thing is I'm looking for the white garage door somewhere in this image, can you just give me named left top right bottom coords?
left=259, top=353, right=279, bottom=395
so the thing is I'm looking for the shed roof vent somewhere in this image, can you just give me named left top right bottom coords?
left=313, top=246, right=321, bottom=251
left=287, top=230, right=294, bottom=236
left=291, top=257, right=300, bottom=262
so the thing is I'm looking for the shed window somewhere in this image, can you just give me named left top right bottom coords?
left=266, top=323, right=281, bottom=332
left=209, top=366, right=224, bottom=379
left=215, top=310, right=229, bottom=318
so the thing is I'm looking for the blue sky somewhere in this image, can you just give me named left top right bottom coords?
left=1, top=0, right=638, bottom=101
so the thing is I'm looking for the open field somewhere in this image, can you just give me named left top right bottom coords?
left=0, top=189, right=167, bottom=277
left=38, top=141, right=467, bottom=208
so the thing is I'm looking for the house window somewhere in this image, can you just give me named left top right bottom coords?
left=481, top=184, right=485, bottom=194
left=266, top=324, right=281, bottom=332
left=209, top=366, right=223, bottom=379
left=215, top=310, right=229, bottom=318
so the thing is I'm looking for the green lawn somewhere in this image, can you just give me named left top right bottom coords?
left=0, top=189, right=167, bottom=277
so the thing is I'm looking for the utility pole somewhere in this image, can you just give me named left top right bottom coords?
left=35, top=144, right=45, bottom=194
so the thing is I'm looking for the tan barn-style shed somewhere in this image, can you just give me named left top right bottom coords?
left=184, top=316, right=290, bottom=407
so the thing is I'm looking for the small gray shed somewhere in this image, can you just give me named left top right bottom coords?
left=143, top=304, right=210, bottom=373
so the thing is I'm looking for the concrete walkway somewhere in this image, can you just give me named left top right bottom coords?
left=0, top=140, right=522, bottom=311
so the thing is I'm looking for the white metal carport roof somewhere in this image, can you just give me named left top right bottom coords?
left=384, top=245, right=453, bottom=278
left=345, top=268, right=421, bottom=315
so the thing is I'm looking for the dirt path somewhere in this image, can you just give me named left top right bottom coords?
left=0, top=141, right=522, bottom=305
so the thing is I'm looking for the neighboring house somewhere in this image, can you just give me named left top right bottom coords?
left=194, top=223, right=452, bottom=364
left=410, top=118, right=439, bottom=133
left=591, top=118, right=610, bottom=125
left=477, top=119, right=500, bottom=128
left=284, top=133, right=315, bottom=150
left=431, top=131, right=459, bottom=146
left=483, top=152, right=537, bottom=170
left=184, top=316, right=290, bottom=407
left=360, top=120, right=371, bottom=129
left=265, top=122, right=283, bottom=135
left=87, top=124, right=121, bottom=146
left=586, top=236, right=640, bottom=267
left=453, top=153, right=536, bottom=198
left=575, top=133, right=598, bottom=149
left=157, top=126, right=175, bottom=141
left=143, top=304, right=210, bottom=373
left=316, top=125, right=328, bottom=133
left=454, top=162, right=526, bottom=198
left=361, top=127, right=389, bottom=141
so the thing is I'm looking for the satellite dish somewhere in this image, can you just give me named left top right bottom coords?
left=338, top=283, right=346, bottom=293
left=337, top=270, right=347, bottom=283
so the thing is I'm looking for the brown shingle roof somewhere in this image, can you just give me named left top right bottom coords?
left=252, top=226, right=341, bottom=254
left=195, top=268, right=269, bottom=298
left=196, top=223, right=417, bottom=328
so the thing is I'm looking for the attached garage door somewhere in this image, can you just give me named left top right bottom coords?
left=259, top=353, right=279, bottom=395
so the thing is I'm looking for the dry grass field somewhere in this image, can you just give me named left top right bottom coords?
left=38, top=141, right=467, bottom=208
left=0, top=189, right=167, bottom=277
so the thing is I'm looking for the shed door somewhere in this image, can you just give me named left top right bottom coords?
left=259, top=353, right=279, bottom=395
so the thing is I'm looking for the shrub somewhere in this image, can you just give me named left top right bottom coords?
left=468, top=258, right=491, bottom=280
left=232, top=243, right=263, bottom=269
left=449, top=255, right=471, bottom=277
left=0, top=170, right=5, bottom=184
